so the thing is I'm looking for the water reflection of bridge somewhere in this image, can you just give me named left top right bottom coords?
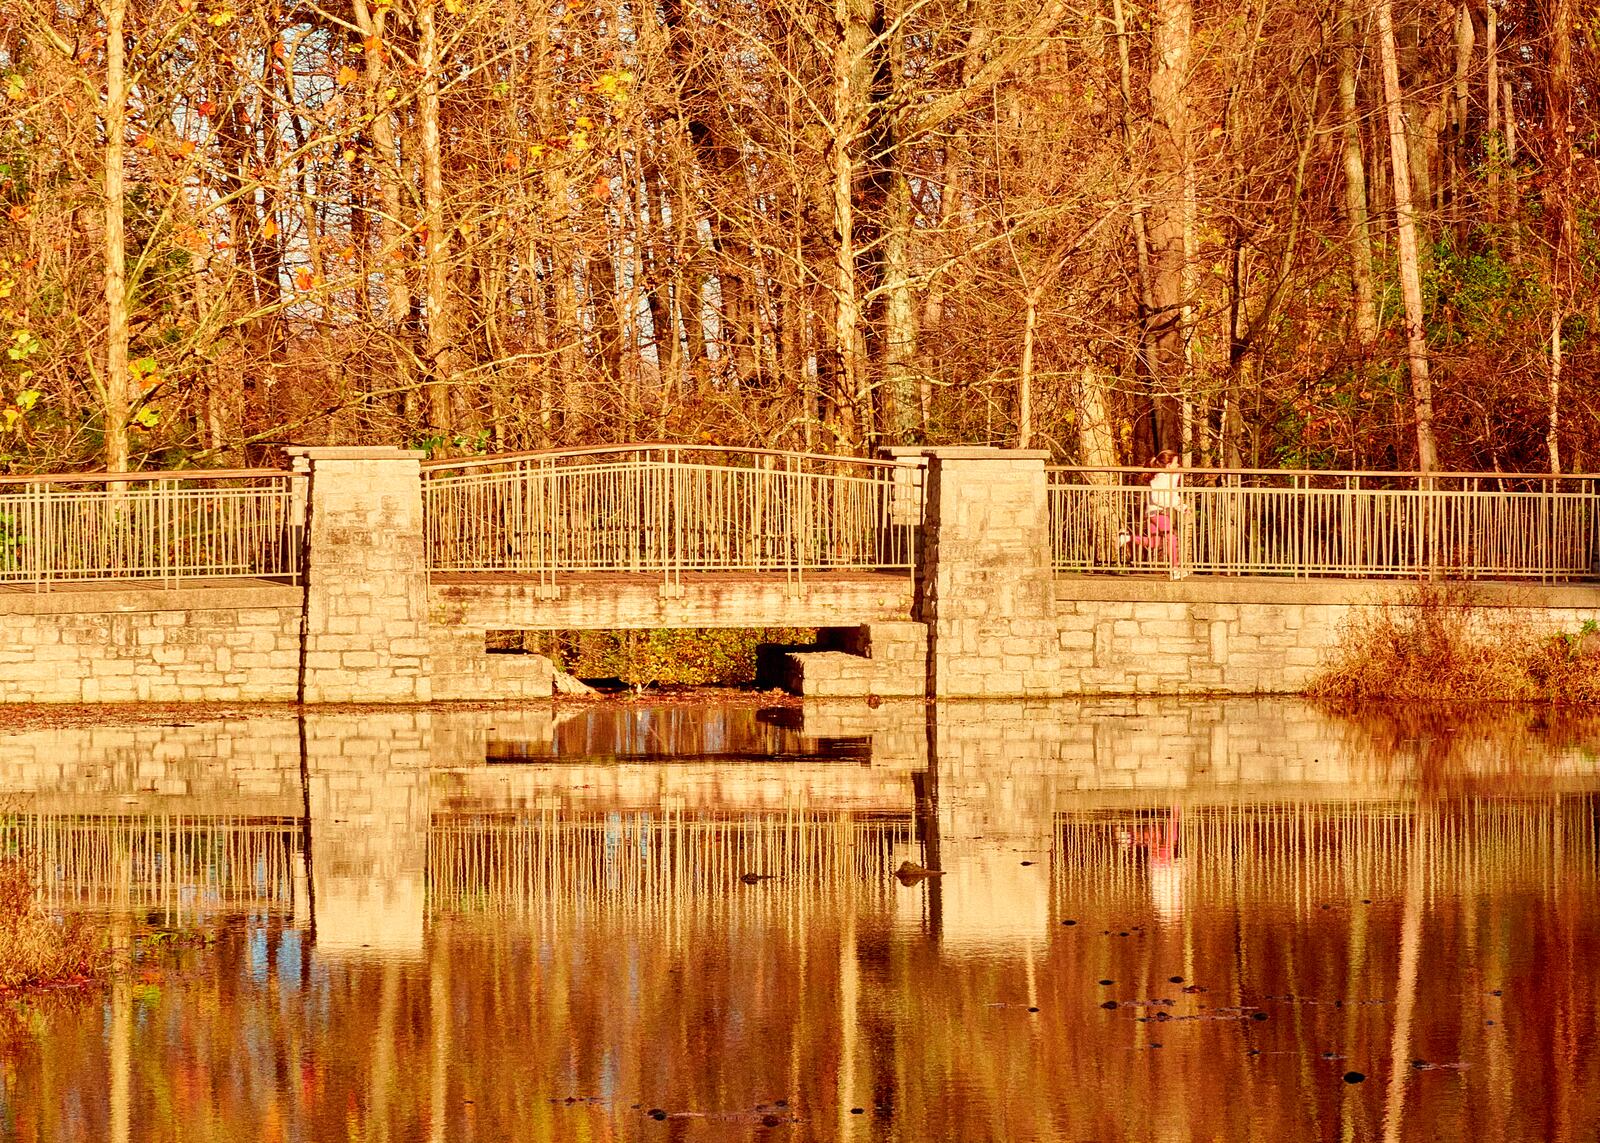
left=3, top=701, right=1598, bottom=954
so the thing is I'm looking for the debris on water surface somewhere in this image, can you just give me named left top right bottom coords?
left=739, top=872, right=774, bottom=884
left=1099, top=979, right=1114, bottom=986
left=1101, top=1000, right=1119, bottom=1009
left=648, top=1109, right=667, bottom=1121
left=1062, top=919, right=1078, bottom=926
left=850, top=1108, right=864, bottom=1115
left=894, top=861, right=944, bottom=885
left=1344, top=1072, right=1366, bottom=1084
left=1020, top=860, right=1036, bottom=866
left=1251, top=1012, right=1269, bottom=1021
left=1168, top=976, right=1184, bottom=983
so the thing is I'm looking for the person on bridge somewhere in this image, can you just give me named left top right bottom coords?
left=1118, top=450, right=1190, bottom=579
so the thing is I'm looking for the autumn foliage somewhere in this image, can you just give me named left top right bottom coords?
left=0, top=0, right=1594, bottom=472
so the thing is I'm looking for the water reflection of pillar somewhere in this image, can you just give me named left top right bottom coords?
left=302, top=711, right=431, bottom=957
left=923, top=702, right=1054, bottom=950
left=913, top=701, right=942, bottom=940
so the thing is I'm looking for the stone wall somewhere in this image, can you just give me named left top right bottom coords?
left=0, top=585, right=301, bottom=704
left=430, top=626, right=556, bottom=701
left=761, top=621, right=926, bottom=698
left=1052, top=579, right=1600, bottom=694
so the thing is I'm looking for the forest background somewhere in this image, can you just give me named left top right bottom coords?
left=0, top=0, right=1596, bottom=475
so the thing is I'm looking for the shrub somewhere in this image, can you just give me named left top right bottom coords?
left=1309, top=582, right=1600, bottom=703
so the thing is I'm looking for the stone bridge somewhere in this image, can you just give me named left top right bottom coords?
left=0, top=445, right=1595, bottom=702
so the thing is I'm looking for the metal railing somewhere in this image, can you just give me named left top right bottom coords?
left=0, top=468, right=304, bottom=588
left=422, top=444, right=922, bottom=589
left=1049, top=467, right=1600, bottom=581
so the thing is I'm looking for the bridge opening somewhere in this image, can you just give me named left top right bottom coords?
left=484, top=627, right=822, bottom=691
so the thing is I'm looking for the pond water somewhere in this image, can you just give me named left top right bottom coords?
left=3, top=698, right=1599, bottom=1142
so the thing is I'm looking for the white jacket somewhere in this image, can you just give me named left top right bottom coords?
left=1148, top=470, right=1184, bottom=514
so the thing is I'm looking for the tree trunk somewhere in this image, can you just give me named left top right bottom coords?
left=1145, top=0, right=1192, bottom=457
left=830, top=0, right=873, bottom=450
left=1376, top=0, right=1439, bottom=471
left=418, top=0, right=455, bottom=436
left=1338, top=0, right=1378, bottom=350
left=1545, top=0, right=1573, bottom=473
left=1017, top=288, right=1038, bottom=449
left=1111, top=0, right=1158, bottom=457
left=1486, top=0, right=1499, bottom=215
left=102, top=0, right=131, bottom=472
left=351, top=0, right=414, bottom=412
left=1450, top=4, right=1474, bottom=231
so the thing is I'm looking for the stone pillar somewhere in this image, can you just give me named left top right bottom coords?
left=286, top=446, right=431, bottom=703
left=919, top=447, right=1062, bottom=697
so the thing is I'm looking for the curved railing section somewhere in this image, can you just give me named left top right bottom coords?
left=0, top=469, right=304, bottom=588
left=422, top=445, right=923, bottom=584
left=1049, top=467, right=1600, bottom=580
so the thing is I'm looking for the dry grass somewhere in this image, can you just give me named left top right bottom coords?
left=0, top=854, right=103, bottom=991
left=1309, top=581, right=1600, bottom=703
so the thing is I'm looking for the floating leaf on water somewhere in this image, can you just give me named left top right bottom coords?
left=1344, top=1071, right=1367, bottom=1084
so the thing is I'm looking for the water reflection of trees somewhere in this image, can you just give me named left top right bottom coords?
left=5, top=790, right=1600, bottom=1142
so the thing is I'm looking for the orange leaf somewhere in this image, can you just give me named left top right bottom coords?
left=362, top=35, right=382, bottom=53
left=501, top=151, right=520, bottom=170
left=294, top=268, right=314, bottom=291
left=175, top=140, right=196, bottom=157
left=336, top=65, right=359, bottom=86
left=197, top=100, right=216, bottom=116
left=135, top=132, right=153, bottom=149
left=260, top=218, right=278, bottom=240
left=591, top=175, right=611, bottom=200
left=271, top=42, right=286, bottom=59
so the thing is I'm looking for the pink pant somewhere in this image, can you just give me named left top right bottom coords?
left=1130, top=512, right=1179, bottom=564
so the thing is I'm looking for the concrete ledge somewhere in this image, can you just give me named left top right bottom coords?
left=1055, top=575, right=1600, bottom=609
left=0, top=580, right=303, bottom=616
left=431, top=573, right=915, bottom=630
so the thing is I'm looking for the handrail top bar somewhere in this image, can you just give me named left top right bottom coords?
left=1047, top=464, right=1595, bottom=480
left=419, top=442, right=910, bottom=472
left=0, top=467, right=293, bottom=487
